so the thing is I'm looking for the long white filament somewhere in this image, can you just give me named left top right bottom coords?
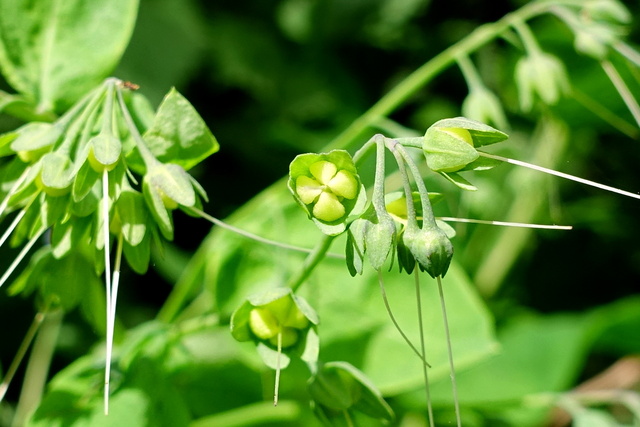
left=480, top=152, right=640, bottom=200
left=102, top=170, right=113, bottom=415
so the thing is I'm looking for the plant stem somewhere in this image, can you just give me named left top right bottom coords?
left=287, top=235, right=334, bottom=293
left=325, top=0, right=569, bottom=152
left=601, top=59, right=640, bottom=129
left=479, top=151, right=640, bottom=200
left=414, top=270, right=434, bottom=427
left=376, top=270, right=430, bottom=367
left=11, top=310, right=63, bottom=427
left=274, top=332, right=282, bottom=406
left=436, top=275, right=461, bottom=427
left=0, top=312, right=45, bottom=402
left=187, top=207, right=340, bottom=257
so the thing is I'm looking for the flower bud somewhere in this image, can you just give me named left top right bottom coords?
left=403, top=226, right=453, bottom=278
left=515, top=52, right=569, bottom=112
left=422, top=117, right=507, bottom=173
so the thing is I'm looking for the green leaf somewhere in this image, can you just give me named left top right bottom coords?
left=0, top=0, right=139, bottom=112
left=9, top=122, right=61, bottom=161
left=123, top=234, right=151, bottom=274
left=39, top=152, right=73, bottom=195
left=140, top=88, right=219, bottom=171
left=438, top=171, right=477, bottom=191
left=115, top=189, right=148, bottom=246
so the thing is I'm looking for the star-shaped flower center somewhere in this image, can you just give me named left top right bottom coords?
left=295, top=160, right=358, bottom=222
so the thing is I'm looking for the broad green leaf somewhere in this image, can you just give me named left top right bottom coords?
left=0, top=0, right=139, bottom=112
left=140, top=88, right=219, bottom=171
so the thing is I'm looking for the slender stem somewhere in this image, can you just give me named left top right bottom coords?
left=614, top=41, right=640, bottom=68
left=115, top=85, right=159, bottom=168
left=414, top=270, right=434, bottom=427
left=371, top=137, right=388, bottom=214
left=436, top=275, right=461, bottom=427
left=186, top=207, right=342, bottom=258
left=601, top=59, right=640, bottom=129
left=0, top=228, right=45, bottom=289
left=389, top=143, right=419, bottom=231
left=287, top=235, right=334, bottom=293
left=570, top=87, right=639, bottom=139
left=324, top=0, right=565, bottom=152
left=479, top=151, right=640, bottom=200
left=457, top=54, right=484, bottom=91
left=438, top=217, right=573, bottom=230
left=512, top=19, right=542, bottom=55
left=376, top=271, right=430, bottom=367
left=393, top=141, right=438, bottom=228
left=0, top=166, right=31, bottom=219
left=0, top=312, right=45, bottom=402
left=11, top=310, right=62, bottom=427
left=0, top=209, right=27, bottom=248
left=274, top=332, right=282, bottom=407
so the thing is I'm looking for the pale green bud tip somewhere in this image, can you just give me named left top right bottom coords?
left=295, top=160, right=358, bottom=222
left=438, top=127, right=474, bottom=146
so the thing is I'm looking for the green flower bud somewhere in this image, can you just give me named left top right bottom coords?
left=87, top=134, right=122, bottom=172
left=232, top=289, right=316, bottom=350
left=37, top=152, right=74, bottom=196
left=423, top=117, right=507, bottom=173
left=515, top=52, right=569, bottom=112
left=403, top=226, right=453, bottom=278
left=11, top=122, right=61, bottom=163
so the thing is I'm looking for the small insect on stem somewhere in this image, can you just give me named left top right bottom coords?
left=120, top=81, right=140, bottom=91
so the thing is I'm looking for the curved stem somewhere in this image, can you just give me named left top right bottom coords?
left=186, top=207, right=342, bottom=257
left=377, top=271, right=430, bottom=368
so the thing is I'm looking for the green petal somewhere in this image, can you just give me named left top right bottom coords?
left=295, top=175, right=323, bottom=204
left=309, top=160, right=337, bottom=184
left=313, top=192, right=345, bottom=222
left=328, top=170, right=357, bottom=199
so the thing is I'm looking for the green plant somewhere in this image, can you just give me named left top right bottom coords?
left=1, top=0, right=639, bottom=426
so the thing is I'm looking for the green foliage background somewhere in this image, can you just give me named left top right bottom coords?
left=0, top=0, right=639, bottom=426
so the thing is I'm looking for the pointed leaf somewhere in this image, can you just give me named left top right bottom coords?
left=142, top=88, right=219, bottom=170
